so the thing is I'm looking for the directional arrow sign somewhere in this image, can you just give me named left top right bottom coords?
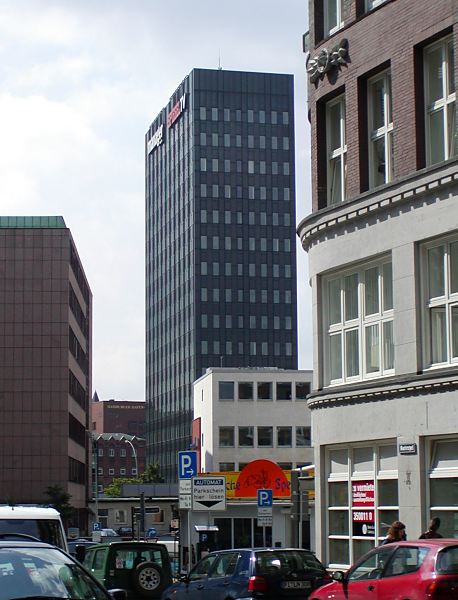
left=192, top=476, right=226, bottom=512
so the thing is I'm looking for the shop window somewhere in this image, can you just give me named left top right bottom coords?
left=422, top=237, right=458, bottom=366
left=368, top=70, right=393, bottom=188
left=327, top=444, right=399, bottom=568
left=324, top=257, right=394, bottom=385
left=428, top=439, right=458, bottom=537
left=424, top=36, right=456, bottom=165
left=326, top=95, right=347, bottom=205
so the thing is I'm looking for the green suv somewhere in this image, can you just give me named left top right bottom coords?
left=81, top=541, right=173, bottom=598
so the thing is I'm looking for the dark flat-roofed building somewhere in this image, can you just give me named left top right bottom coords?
left=0, top=216, right=91, bottom=531
left=146, top=69, right=298, bottom=480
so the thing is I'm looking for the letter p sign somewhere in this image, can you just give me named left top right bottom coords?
left=257, top=488, right=273, bottom=507
left=178, top=451, right=197, bottom=479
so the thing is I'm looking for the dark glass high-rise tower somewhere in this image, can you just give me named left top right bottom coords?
left=146, top=69, right=298, bottom=480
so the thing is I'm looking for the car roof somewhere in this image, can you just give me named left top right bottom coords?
left=0, top=506, right=60, bottom=518
left=207, top=547, right=315, bottom=554
left=0, top=541, right=58, bottom=549
left=385, top=540, right=458, bottom=548
left=86, top=541, right=168, bottom=549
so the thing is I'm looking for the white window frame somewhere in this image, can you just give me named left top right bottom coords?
left=323, top=256, right=394, bottom=385
left=421, top=235, right=458, bottom=368
left=368, top=70, right=393, bottom=188
left=326, top=443, right=398, bottom=569
left=366, top=0, right=387, bottom=11
left=326, top=95, right=347, bottom=205
left=325, top=0, right=343, bottom=36
left=424, top=36, right=456, bottom=165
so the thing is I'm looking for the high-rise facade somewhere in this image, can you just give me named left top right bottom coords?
left=146, top=69, right=298, bottom=480
left=298, top=0, right=457, bottom=567
left=0, top=216, right=91, bottom=531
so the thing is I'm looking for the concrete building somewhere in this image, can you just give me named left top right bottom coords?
left=298, top=0, right=458, bottom=568
left=192, top=367, right=313, bottom=473
left=145, top=69, right=298, bottom=480
left=0, top=216, right=91, bottom=530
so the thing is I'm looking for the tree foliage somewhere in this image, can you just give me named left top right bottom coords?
left=44, top=485, right=75, bottom=523
left=103, top=463, right=164, bottom=497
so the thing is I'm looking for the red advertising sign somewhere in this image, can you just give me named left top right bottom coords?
left=352, top=480, right=375, bottom=507
left=167, top=94, right=186, bottom=128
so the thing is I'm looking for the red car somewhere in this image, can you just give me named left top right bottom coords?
left=311, top=539, right=458, bottom=599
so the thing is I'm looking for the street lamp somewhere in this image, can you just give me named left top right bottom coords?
left=123, top=437, right=139, bottom=477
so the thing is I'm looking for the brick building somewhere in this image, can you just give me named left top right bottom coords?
left=0, top=216, right=91, bottom=530
left=91, top=397, right=146, bottom=493
left=298, top=0, right=457, bottom=568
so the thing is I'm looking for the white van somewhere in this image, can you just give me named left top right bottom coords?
left=0, top=506, right=68, bottom=551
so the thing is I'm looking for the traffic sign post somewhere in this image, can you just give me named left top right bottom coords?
left=257, top=489, right=273, bottom=546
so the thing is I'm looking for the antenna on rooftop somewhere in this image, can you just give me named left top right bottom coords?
left=218, top=50, right=222, bottom=71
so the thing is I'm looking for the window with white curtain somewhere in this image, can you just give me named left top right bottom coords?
left=326, top=95, right=346, bottom=205
left=325, top=0, right=343, bottom=36
left=324, top=257, right=394, bottom=385
left=368, top=70, right=393, bottom=188
left=422, top=236, right=458, bottom=367
left=424, top=36, right=456, bottom=165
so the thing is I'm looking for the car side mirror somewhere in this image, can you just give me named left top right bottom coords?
left=332, top=570, right=345, bottom=582
left=75, top=545, right=86, bottom=563
left=108, top=589, right=128, bottom=600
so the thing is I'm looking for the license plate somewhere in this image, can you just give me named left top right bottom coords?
left=281, top=580, right=311, bottom=589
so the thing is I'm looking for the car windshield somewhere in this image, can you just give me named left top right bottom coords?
left=255, top=550, right=326, bottom=576
left=436, top=546, right=458, bottom=573
left=0, top=546, right=108, bottom=599
left=0, top=519, right=65, bottom=550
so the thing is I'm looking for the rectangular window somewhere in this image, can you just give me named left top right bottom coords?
left=277, top=382, right=292, bottom=400
left=257, top=426, right=273, bottom=447
left=277, top=426, right=292, bottom=447
left=423, top=237, right=458, bottom=366
left=296, top=426, right=311, bottom=447
left=324, top=257, right=394, bottom=384
left=219, top=427, right=234, bottom=447
left=424, top=36, right=456, bottom=165
left=327, top=95, right=346, bottom=205
left=239, top=382, right=253, bottom=400
left=325, top=0, right=343, bottom=36
left=368, top=70, right=393, bottom=188
left=219, top=462, right=235, bottom=471
left=258, top=381, right=272, bottom=400
left=239, top=426, right=254, bottom=447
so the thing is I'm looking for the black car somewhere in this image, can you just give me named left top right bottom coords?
left=0, top=535, right=126, bottom=599
left=161, top=547, right=332, bottom=600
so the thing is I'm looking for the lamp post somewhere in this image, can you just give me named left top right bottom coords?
left=123, top=437, right=139, bottom=478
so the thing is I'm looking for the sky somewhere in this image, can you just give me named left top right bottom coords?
left=0, top=0, right=312, bottom=400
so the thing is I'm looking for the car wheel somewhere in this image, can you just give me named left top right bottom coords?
left=132, top=561, right=165, bottom=597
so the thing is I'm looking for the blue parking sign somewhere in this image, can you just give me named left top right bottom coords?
left=178, top=451, right=198, bottom=479
left=257, top=489, right=273, bottom=507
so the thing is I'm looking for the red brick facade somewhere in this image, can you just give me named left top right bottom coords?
left=307, top=0, right=458, bottom=210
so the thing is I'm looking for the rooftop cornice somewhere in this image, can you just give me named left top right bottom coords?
left=297, top=162, right=458, bottom=252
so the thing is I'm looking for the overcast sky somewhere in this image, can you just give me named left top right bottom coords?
left=0, top=0, right=312, bottom=400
